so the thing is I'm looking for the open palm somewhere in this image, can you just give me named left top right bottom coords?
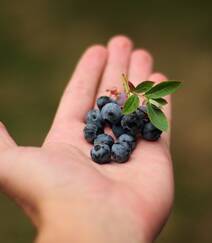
left=0, top=36, right=174, bottom=243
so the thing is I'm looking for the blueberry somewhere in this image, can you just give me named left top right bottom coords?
left=141, top=122, right=162, bottom=141
left=112, top=122, right=136, bottom=138
left=101, top=103, right=122, bottom=124
left=94, top=134, right=114, bottom=147
left=112, top=123, right=127, bottom=138
left=90, top=144, right=111, bottom=164
left=136, top=106, right=149, bottom=123
left=135, top=106, right=147, bottom=120
left=118, top=134, right=136, bottom=150
left=119, top=141, right=132, bottom=153
left=111, top=142, right=131, bottom=163
left=96, top=96, right=117, bottom=110
left=86, top=109, right=104, bottom=129
left=83, top=123, right=103, bottom=143
left=121, top=112, right=144, bottom=136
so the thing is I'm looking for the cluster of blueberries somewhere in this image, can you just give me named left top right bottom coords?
left=83, top=96, right=162, bottom=164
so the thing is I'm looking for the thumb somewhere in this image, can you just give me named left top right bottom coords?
left=0, top=123, right=40, bottom=200
left=0, top=121, right=19, bottom=194
left=0, top=122, right=35, bottom=205
left=0, top=123, right=44, bottom=201
left=0, top=123, right=41, bottom=224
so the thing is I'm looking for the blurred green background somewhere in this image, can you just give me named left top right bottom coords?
left=0, top=0, right=212, bottom=242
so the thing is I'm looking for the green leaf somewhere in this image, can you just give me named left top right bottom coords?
left=148, top=98, right=167, bottom=109
left=134, top=81, right=154, bottom=93
left=146, top=102, right=168, bottom=132
left=149, top=99, right=162, bottom=109
left=122, top=94, right=140, bottom=114
left=151, top=97, right=168, bottom=106
left=145, top=81, right=181, bottom=99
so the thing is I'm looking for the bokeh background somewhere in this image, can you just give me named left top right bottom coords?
left=0, top=0, right=212, bottom=242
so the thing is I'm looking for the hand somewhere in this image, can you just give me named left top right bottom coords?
left=0, top=36, right=174, bottom=243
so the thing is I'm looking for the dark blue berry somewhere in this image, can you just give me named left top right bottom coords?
left=90, top=144, right=111, bottom=164
left=121, top=112, right=144, bottom=136
left=94, top=134, right=114, bottom=147
left=112, top=122, right=136, bottom=138
left=119, top=141, right=132, bottom=153
left=141, top=122, right=162, bottom=141
left=86, top=109, right=104, bottom=129
left=83, top=123, right=103, bottom=143
left=96, top=96, right=117, bottom=110
left=136, top=106, right=149, bottom=123
left=101, top=103, right=122, bottom=124
left=112, top=123, right=127, bottom=138
left=111, top=142, right=131, bottom=163
left=135, top=106, right=147, bottom=120
left=118, top=134, right=136, bottom=150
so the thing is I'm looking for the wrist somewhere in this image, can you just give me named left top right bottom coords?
left=35, top=198, right=149, bottom=243
left=36, top=201, right=103, bottom=243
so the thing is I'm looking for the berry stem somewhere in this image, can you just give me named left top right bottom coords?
left=122, top=74, right=131, bottom=97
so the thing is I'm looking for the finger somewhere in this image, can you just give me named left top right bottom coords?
left=0, top=122, right=16, bottom=151
left=55, top=45, right=107, bottom=122
left=45, top=45, right=107, bottom=143
left=96, top=35, right=133, bottom=98
left=128, top=49, right=153, bottom=85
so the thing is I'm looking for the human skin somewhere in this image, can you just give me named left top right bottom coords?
left=0, top=36, right=174, bottom=243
